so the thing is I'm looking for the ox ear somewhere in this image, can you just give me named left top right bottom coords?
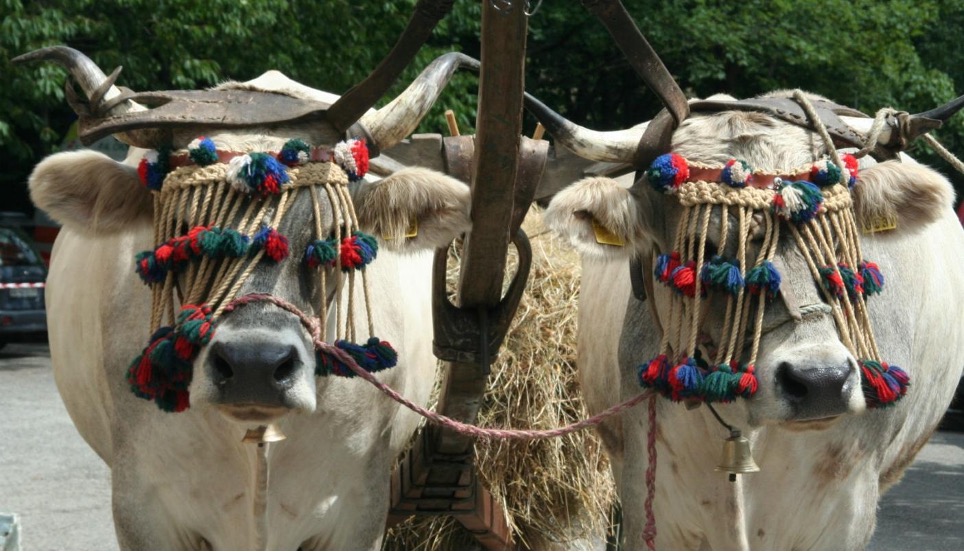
left=544, top=176, right=648, bottom=261
left=354, top=167, right=471, bottom=251
left=853, top=158, right=954, bottom=235
left=29, top=150, right=152, bottom=234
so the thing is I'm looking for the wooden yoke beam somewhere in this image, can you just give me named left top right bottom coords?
left=393, top=2, right=529, bottom=549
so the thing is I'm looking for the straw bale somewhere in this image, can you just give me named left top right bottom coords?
left=383, top=207, right=616, bottom=550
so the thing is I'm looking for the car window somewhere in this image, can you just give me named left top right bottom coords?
left=0, top=228, right=43, bottom=267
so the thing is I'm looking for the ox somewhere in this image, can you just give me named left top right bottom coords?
left=23, top=47, right=474, bottom=549
left=534, top=91, right=964, bottom=549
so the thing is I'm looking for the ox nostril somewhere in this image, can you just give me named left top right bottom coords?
left=213, top=354, right=234, bottom=384
left=273, top=355, right=298, bottom=384
left=778, top=362, right=809, bottom=400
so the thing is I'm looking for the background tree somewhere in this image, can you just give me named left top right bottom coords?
left=2, top=0, right=962, bottom=216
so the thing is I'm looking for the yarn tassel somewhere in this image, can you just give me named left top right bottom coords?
left=819, top=265, right=847, bottom=299
left=745, top=261, right=781, bottom=299
left=701, top=362, right=738, bottom=403
left=700, top=256, right=744, bottom=295
left=860, top=359, right=909, bottom=408
left=654, top=252, right=681, bottom=284
left=638, top=354, right=671, bottom=394
left=305, top=238, right=338, bottom=268
left=339, top=232, right=379, bottom=271
left=253, top=227, right=290, bottom=262
left=772, top=180, right=823, bottom=224
left=668, top=357, right=704, bottom=401
left=734, top=364, right=759, bottom=399
left=670, top=260, right=699, bottom=297
left=859, top=261, right=884, bottom=296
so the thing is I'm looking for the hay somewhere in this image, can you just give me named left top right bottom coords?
left=383, top=207, right=616, bottom=550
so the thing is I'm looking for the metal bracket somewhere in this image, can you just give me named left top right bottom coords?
left=432, top=229, right=532, bottom=371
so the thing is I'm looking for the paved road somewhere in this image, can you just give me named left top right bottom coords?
left=1, top=343, right=962, bottom=550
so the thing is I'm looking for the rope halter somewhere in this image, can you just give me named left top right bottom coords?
left=127, top=137, right=397, bottom=413
left=638, top=97, right=907, bottom=408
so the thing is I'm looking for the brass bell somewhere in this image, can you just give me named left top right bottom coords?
left=242, top=424, right=287, bottom=445
left=715, top=430, right=760, bottom=482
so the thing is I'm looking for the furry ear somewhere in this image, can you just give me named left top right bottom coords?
left=544, top=176, right=648, bottom=261
left=29, top=150, right=153, bottom=234
left=853, top=158, right=954, bottom=235
left=354, top=167, right=471, bottom=251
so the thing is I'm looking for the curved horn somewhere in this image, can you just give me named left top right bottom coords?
left=13, top=46, right=144, bottom=116
left=359, top=52, right=480, bottom=151
left=327, top=0, right=454, bottom=133
left=523, top=92, right=645, bottom=164
left=842, top=93, right=964, bottom=151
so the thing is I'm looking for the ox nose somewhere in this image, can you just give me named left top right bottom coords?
left=208, top=339, right=306, bottom=407
left=776, top=362, right=855, bottom=420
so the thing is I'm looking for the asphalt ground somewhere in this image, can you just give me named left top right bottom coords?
left=1, top=343, right=962, bottom=551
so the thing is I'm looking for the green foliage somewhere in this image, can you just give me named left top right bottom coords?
left=2, top=0, right=963, bottom=212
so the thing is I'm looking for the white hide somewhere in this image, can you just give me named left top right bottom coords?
left=33, top=72, right=471, bottom=550
left=560, top=163, right=964, bottom=549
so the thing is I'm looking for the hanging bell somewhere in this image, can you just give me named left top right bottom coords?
left=242, top=423, right=287, bottom=445
left=715, top=430, right=760, bottom=482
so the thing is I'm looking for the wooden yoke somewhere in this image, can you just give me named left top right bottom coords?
left=387, top=1, right=534, bottom=549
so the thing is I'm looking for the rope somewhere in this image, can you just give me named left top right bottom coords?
left=222, top=292, right=654, bottom=440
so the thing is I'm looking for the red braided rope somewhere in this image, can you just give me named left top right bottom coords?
left=644, top=395, right=658, bottom=550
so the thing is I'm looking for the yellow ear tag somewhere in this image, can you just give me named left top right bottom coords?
left=592, top=219, right=625, bottom=246
left=861, top=214, right=898, bottom=234
left=384, top=219, right=419, bottom=240
left=404, top=219, right=419, bottom=238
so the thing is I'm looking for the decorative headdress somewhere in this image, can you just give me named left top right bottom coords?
left=127, top=137, right=396, bottom=412
left=638, top=150, right=907, bottom=408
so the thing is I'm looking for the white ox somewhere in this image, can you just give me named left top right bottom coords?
left=26, top=48, right=473, bottom=549
left=538, top=92, right=964, bottom=549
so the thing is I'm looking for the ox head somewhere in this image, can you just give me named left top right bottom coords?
left=23, top=47, right=472, bottom=422
left=537, top=90, right=958, bottom=429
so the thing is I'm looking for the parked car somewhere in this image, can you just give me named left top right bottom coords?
left=0, top=225, right=47, bottom=349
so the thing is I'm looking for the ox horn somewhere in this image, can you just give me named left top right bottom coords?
left=841, top=93, right=964, bottom=152
left=12, top=45, right=161, bottom=147
left=523, top=92, right=645, bottom=164
left=359, top=52, right=480, bottom=151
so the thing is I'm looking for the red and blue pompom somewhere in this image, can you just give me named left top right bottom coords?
left=654, top=251, right=681, bottom=284
left=859, top=260, right=884, bottom=296
left=745, top=260, right=781, bottom=299
left=721, top=159, right=753, bottom=188
left=668, top=356, right=704, bottom=401
left=772, top=179, right=824, bottom=224
left=226, top=152, right=291, bottom=195
left=669, top=260, right=700, bottom=297
left=638, top=353, right=671, bottom=394
left=188, top=137, right=218, bottom=166
left=137, top=149, right=171, bottom=191
left=646, top=153, right=689, bottom=193
left=339, top=231, right=378, bottom=271
left=334, top=138, right=370, bottom=182
left=252, top=227, right=290, bottom=262
left=279, top=139, right=311, bottom=167
left=841, top=153, right=859, bottom=188
left=819, top=264, right=864, bottom=302
left=860, top=359, right=909, bottom=408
